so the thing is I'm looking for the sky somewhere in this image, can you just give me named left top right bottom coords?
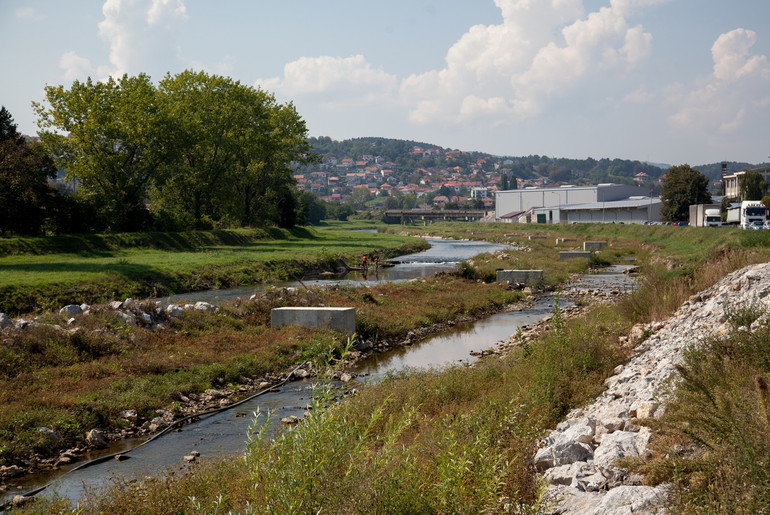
left=2, top=0, right=769, bottom=166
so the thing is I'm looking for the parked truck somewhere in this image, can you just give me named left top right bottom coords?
left=726, top=200, right=767, bottom=229
left=689, top=203, right=722, bottom=227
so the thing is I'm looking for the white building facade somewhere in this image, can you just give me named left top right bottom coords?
left=495, top=184, right=659, bottom=224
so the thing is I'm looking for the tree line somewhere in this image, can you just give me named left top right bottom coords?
left=1, top=70, right=317, bottom=236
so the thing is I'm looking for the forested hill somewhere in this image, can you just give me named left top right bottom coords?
left=307, top=136, right=664, bottom=185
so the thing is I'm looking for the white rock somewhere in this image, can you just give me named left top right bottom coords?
left=60, top=304, right=83, bottom=317
left=119, top=410, right=139, bottom=424
left=593, top=431, right=650, bottom=483
left=590, top=485, right=669, bottom=515
left=194, top=301, right=216, bottom=312
left=166, top=304, right=185, bottom=317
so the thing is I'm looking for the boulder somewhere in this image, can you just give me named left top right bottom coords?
left=591, top=485, right=669, bottom=515
left=534, top=440, right=593, bottom=471
left=85, top=428, right=108, bottom=448
left=194, top=301, right=216, bottom=312
left=60, top=304, right=83, bottom=317
left=119, top=409, right=139, bottom=425
left=593, top=430, right=650, bottom=484
left=0, top=313, right=12, bottom=327
left=148, top=417, right=168, bottom=432
left=166, top=304, right=185, bottom=317
left=117, top=311, right=137, bottom=325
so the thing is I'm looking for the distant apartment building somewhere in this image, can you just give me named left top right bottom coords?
left=723, top=165, right=770, bottom=199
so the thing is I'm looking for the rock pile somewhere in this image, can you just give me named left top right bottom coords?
left=537, top=261, right=770, bottom=514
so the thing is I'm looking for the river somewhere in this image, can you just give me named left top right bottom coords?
left=0, top=237, right=632, bottom=508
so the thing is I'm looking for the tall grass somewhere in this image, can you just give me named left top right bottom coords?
left=625, top=320, right=770, bottom=513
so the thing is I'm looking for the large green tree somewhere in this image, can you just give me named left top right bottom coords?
left=0, top=107, right=58, bottom=235
left=739, top=170, right=768, bottom=201
left=34, top=71, right=312, bottom=231
left=34, top=74, right=172, bottom=231
left=660, top=164, right=712, bottom=221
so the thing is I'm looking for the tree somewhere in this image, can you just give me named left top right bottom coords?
left=348, top=187, right=373, bottom=210
left=739, top=170, right=768, bottom=201
left=296, top=190, right=327, bottom=225
left=35, top=71, right=313, bottom=231
left=660, top=164, right=712, bottom=221
left=0, top=107, right=59, bottom=235
left=34, top=74, right=171, bottom=231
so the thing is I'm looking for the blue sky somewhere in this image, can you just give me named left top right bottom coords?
left=2, top=0, right=769, bottom=166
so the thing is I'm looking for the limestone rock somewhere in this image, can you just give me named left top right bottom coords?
left=59, top=304, right=83, bottom=317
left=166, top=304, right=185, bottom=317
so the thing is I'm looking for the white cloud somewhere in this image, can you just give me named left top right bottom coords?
left=255, top=1, right=657, bottom=127
left=403, top=0, right=654, bottom=125
left=668, top=28, right=770, bottom=133
left=60, top=51, right=94, bottom=81
left=97, top=0, right=188, bottom=78
left=256, top=55, right=399, bottom=107
left=712, top=29, right=768, bottom=81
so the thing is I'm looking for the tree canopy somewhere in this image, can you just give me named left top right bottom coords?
left=660, top=164, right=712, bottom=221
left=739, top=170, right=768, bottom=201
left=33, top=71, right=313, bottom=231
left=0, top=106, right=59, bottom=235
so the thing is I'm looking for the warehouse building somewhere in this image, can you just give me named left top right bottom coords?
left=495, top=184, right=660, bottom=224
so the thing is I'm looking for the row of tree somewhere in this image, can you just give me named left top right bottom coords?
left=30, top=70, right=314, bottom=233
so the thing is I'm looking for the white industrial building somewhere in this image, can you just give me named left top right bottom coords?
left=495, top=184, right=661, bottom=224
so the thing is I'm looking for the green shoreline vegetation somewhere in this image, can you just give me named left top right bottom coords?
left=6, top=222, right=770, bottom=513
left=0, top=224, right=427, bottom=314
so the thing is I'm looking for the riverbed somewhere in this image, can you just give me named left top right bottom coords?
left=1, top=238, right=632, bottom=508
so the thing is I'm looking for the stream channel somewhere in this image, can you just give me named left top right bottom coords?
left=1, top=237, right=635, bottom=508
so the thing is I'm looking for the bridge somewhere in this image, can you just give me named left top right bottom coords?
left=383, top=209, right=489, bottom=224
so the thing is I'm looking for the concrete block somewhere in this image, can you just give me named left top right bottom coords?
left=497, top=270, right=544, bottom=285
left=528, top=235, right=548, bottom=240
left=271, top=307, right=356, bottom=334
left=556, top=238, right=577, bottom=244
left=559, top=251, right=593, bottom=260
left=583, top=241, right=608, bottom=251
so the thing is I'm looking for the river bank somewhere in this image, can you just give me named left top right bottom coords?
left=0, top=226, right=429, bottom=314
left=0, top=272, right=526, bottom=496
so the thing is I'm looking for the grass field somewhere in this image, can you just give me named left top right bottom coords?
left=0, top=224, right=427, bottom=313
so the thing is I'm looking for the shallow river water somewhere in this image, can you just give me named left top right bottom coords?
left=1, top=238, right=632, bottom=507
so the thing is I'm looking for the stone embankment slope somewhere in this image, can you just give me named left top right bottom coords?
left=534, top=262, right=770, bottom=514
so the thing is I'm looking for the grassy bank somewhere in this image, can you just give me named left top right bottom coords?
left=0, top=225, right=427, bottom=314
left=9, top=222, right=770, bottom=512
left=0, top=277, right=522, bottom=470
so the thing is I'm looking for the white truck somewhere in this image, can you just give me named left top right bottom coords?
left=726, top=200, right=767, bottom=229
left=689, top=204, right=722, bottom=227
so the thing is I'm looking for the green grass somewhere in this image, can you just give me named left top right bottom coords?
left=0, top=225, right=428, bottom=313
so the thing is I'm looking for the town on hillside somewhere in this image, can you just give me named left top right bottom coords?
left=293, top=137, right=769, bottom=226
